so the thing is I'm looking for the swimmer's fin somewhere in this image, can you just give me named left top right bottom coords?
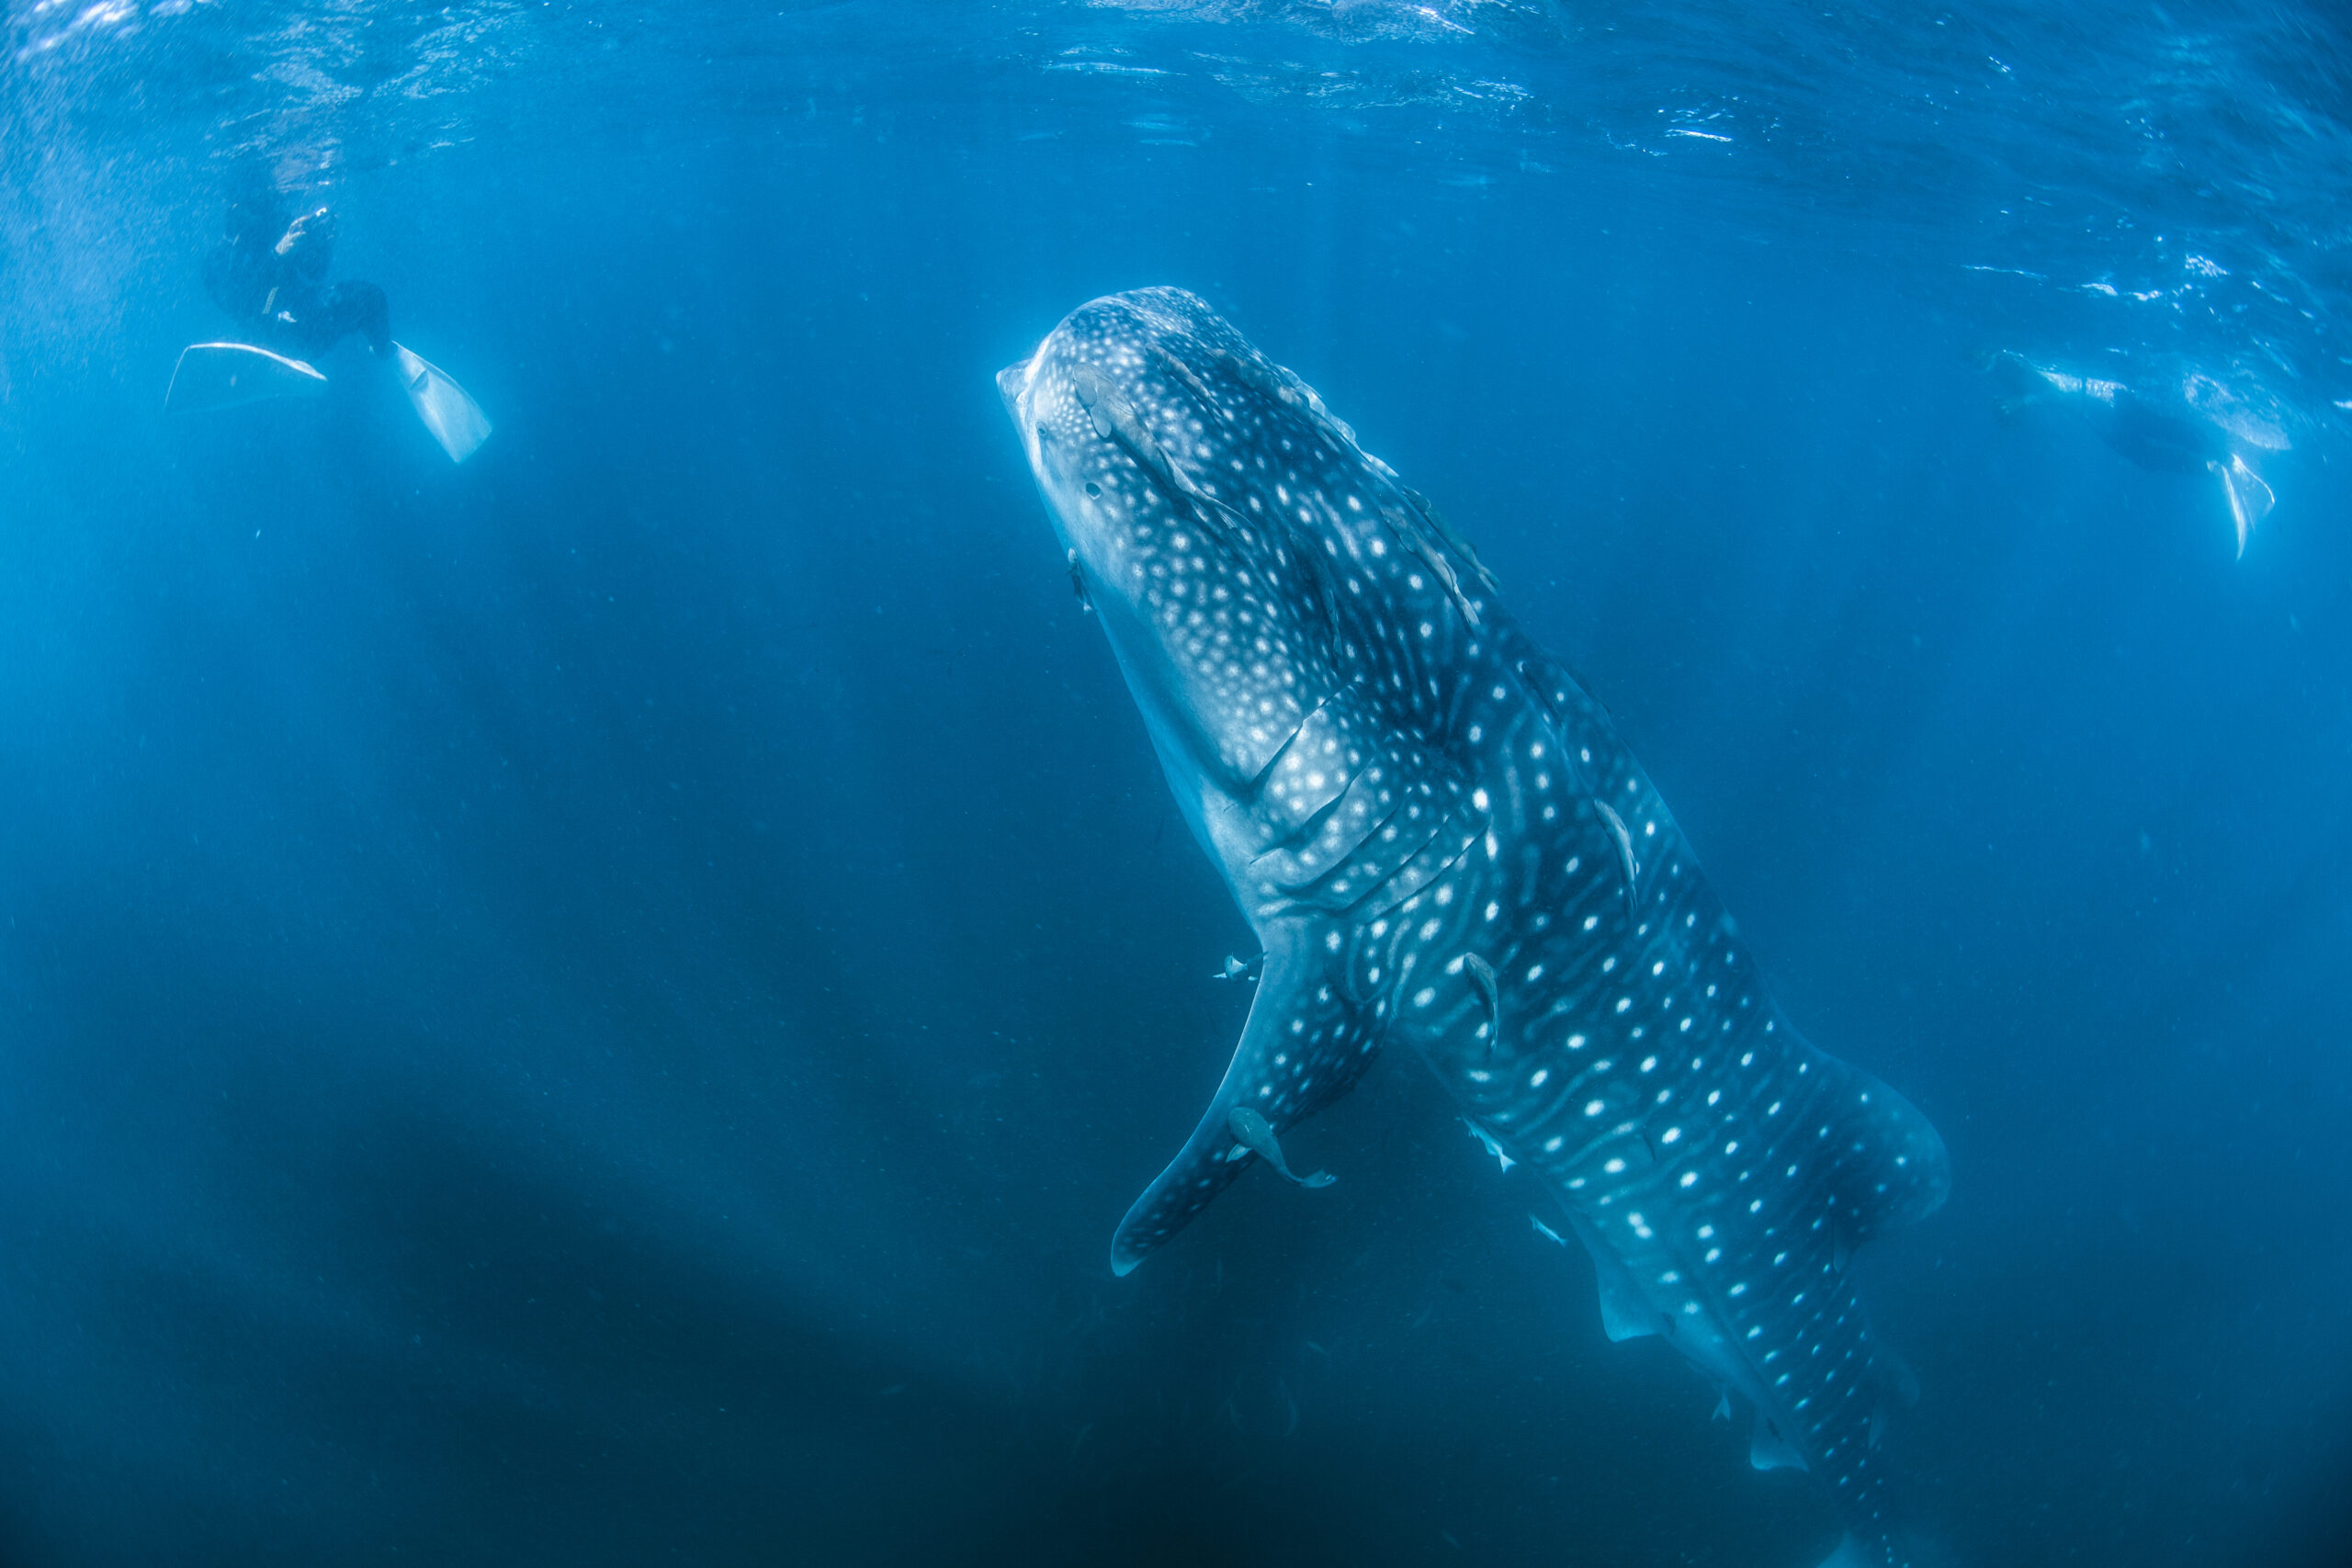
left=2213, top=453, right=2273, bottom=558
left=164, top=342, right=327, bottom=413
left=391, top=342, right=492, bottom=464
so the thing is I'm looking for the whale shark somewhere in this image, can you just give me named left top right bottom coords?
left=1000, top=288, right=1950, bottom=1568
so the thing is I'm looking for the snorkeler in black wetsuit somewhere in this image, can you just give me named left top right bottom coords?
left=175, top=187, right=490, bottom=461
left=202, top=197, right=391, bottom=360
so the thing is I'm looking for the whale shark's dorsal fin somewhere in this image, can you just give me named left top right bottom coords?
left=1792, top=1033, right=1952, bottom=1245
left=1110, top=931, right=1380, bottom=1275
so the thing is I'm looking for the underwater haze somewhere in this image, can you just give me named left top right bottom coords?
left=3, top=2, right=2350, bottom=1565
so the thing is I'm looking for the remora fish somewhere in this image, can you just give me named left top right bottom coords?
left=1000, top=288, right=1950, bottom=1568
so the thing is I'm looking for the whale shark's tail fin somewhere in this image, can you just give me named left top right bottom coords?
left=2214, top=452, right=2274, bottom=558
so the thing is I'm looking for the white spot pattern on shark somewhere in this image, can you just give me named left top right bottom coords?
left=1001, top=288, right=1950, bottom=1568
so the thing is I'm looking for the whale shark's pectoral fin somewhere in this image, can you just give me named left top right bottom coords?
left=2215, top=452, right=2274, bottom=558
left=1110, top=934, right=1379, bottom=1276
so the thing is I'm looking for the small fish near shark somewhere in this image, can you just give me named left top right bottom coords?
left=1001, top=288, right=1950, bottom=1568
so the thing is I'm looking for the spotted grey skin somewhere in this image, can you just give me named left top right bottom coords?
left=999, top=288, right=1949, bottom=1568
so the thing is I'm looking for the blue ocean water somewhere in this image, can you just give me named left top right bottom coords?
left=2, top=2, right=2348, bottom=1564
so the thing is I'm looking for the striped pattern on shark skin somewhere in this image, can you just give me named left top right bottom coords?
left=999, top=288, right=1950, bottom=1568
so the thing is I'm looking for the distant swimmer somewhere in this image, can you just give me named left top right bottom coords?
left=1985, top=350, right=2275, bottom=557
left=166, top=183, right=492, bottom=464
left=203, top=196, right=390, bottom=362
left=1226, top=1106, right=1335, bottom=1188
left=1211, top=953, right=1261, bottom=983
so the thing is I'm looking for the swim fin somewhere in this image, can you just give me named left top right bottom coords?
left=164, top=343, right=328, bottom=413
left=391, top=342, right=492, bottom=463
left=2214, top=452, right=2273, bottom=558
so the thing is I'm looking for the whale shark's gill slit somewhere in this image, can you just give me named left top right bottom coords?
left=1282, top=794, right=1482, bottom=920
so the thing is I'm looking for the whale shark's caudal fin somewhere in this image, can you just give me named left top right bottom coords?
left=2215, top=453, right=2275, bottom=558
left=1110, top=931, right=1378, bottom=1275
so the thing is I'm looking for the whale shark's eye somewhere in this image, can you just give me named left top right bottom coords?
left=1084, top=481, right=1102, bottom=498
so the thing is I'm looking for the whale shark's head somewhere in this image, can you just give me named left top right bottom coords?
left=999, top=288, right=1360, bottom=791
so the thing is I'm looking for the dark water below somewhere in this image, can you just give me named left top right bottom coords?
left=3, top=3, right=2349, bottom=1564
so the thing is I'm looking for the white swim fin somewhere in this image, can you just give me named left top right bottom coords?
left=391, top=342, right=492, bottom=463
left=2214, top=453, right=2273, bottom=558
left=164, top=343, right=327, bottom=413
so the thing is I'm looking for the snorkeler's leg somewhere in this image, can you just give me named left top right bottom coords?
left=311, top=280, right=391, bottom=357
left=346, top=281, right=391, bottom=357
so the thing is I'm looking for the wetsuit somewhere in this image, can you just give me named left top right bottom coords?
left=203, top=207, right=390, bottom=360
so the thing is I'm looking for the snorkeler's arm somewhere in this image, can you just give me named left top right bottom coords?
left=273, top=208, right=337, bottom=288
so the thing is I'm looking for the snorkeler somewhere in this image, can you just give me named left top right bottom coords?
left=1984, top=349, right=2274, bottom=558
left=168, top=189, right=492, bottom=464
left=202, top=197, right=392, bottom=360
